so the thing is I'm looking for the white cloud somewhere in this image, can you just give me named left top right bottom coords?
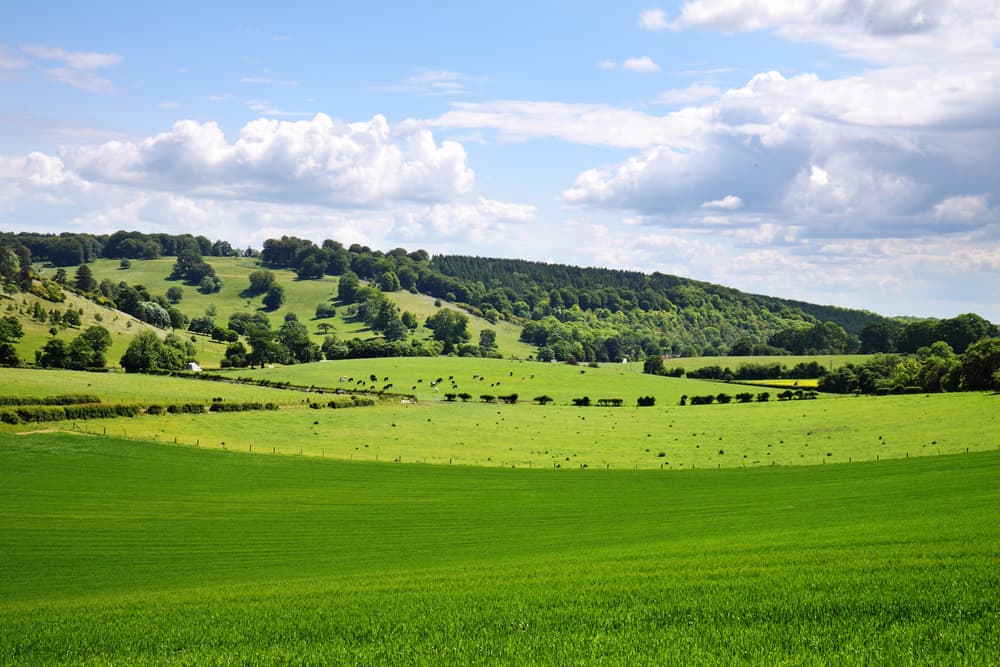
left=671, top=0, right=1000, bottom=65
left=0, top=114, right=539, bottom=255
left=54, top=114, right=475, bottom=208
left=19, top=44, right=121, bottom=93
left=598, top=60, right=617, bottom=71
left=655, top=83, right=720, bottom=105
left=431, top=100, right=714, bottom=149
left=638, top=9, right=670, bottom=31
left=622, top=56, right=661, bottom=73
left=20, top=44, right=121, bottom=69
left=702, top=195, right=743, bottom=210
left=373, top=69, right=473, bottom=96
left=932, top=194, right=991, bottom=222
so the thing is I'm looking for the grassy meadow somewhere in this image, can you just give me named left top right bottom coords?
left=2, top=361, right=997, bottom=470
left=2, top=431, right=998, bottom=664
left=63, top=258, right=536, bottom=362
left=1, top=289, right=194, bottom=368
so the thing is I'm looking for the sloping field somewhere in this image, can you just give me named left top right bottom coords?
left=2, top=432, right=998, bottom=664
left=76, top=258, right=536, bottom=359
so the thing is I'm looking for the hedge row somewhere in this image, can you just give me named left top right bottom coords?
left=1, top=403, right=141, bottom=424
left=165, top=371, right=410, bottom=401
left=145, top=403, right=206, bottom=415
left=208, top=402, right=278, bottom=412
left=0, top=394, right=101, bottom=406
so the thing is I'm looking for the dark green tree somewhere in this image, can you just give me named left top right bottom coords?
left=74, top=264, right=97, bottom=292
left=36, top=338, right=68, bottom=368
left=0, top=315, right=24, bottom=366
left=120, top=331, right=187, bottom=373
left=263, top=284, right=285, bottom=310
left=961, top=337, right=1000, bottom=390
left=425, top=309, right=470, bottom=353
left=247, top=270, right=277, bottom=295
left=479, top=328, right=497, bottom=356
left=277, top=314, right=320, bottom=363
left=66, top=325, right=112, bottom=369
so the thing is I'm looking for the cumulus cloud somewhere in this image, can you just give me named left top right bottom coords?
left=0, top=115, right=537, bottom=253
left=55, top=114, right=475, bottom=207
left=670, top=0, right=1000, bottom=65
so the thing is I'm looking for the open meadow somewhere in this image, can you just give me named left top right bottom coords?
left=2, top=431, right=998, bottom=664
left=2, top=360, right=997, bottom=470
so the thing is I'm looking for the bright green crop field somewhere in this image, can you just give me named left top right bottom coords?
left=2, top=432, right=998, bottom=664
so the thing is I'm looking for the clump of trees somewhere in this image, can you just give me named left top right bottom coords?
left=819, top=338, right=1000, bottom=394
left=35, top=326, right=112, bottom=370
left=120, top=331, right=196, bottom=373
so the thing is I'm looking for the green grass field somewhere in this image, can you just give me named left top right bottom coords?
left=3, top=363, right=997, bottom=471
left=2, top=432, right=998, bottom=664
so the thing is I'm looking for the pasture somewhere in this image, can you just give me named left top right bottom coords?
left=1, top=432, right=998, bottom=664
left=2, top=362, right=997, bottom=470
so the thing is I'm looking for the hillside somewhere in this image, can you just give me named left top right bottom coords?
left=429, top=254, right=889, bottom=357
left=23, top=257, right=534, bottom=368
left=4, top=230, right=994, bottom=369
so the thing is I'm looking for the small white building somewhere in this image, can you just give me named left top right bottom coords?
left=186, top=362, right=202, bottom=372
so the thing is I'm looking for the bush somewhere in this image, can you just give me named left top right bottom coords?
left=533, top=395, right=553, bottom=405
left=167, top=403, right=205, bottom=414
left=315, top=302, right=337, bottom=319
left=636, top=396, right=656, bottom=407
left=572, top=397, right=591, bottom=407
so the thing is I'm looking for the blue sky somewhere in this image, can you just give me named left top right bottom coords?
left=2, top=1, right=999, bottom=320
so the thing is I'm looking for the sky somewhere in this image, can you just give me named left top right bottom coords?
left=1, top=1, right=999, bottom=321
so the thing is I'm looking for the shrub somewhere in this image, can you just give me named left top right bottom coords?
left=636, top=396, right=656, bottom=407
left=572, top=396, right=591, bottom=407
left=533, top=395, right=553, bottom=405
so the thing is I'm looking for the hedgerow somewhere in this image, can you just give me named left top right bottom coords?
left=0, top=394, right=101, bottom=406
